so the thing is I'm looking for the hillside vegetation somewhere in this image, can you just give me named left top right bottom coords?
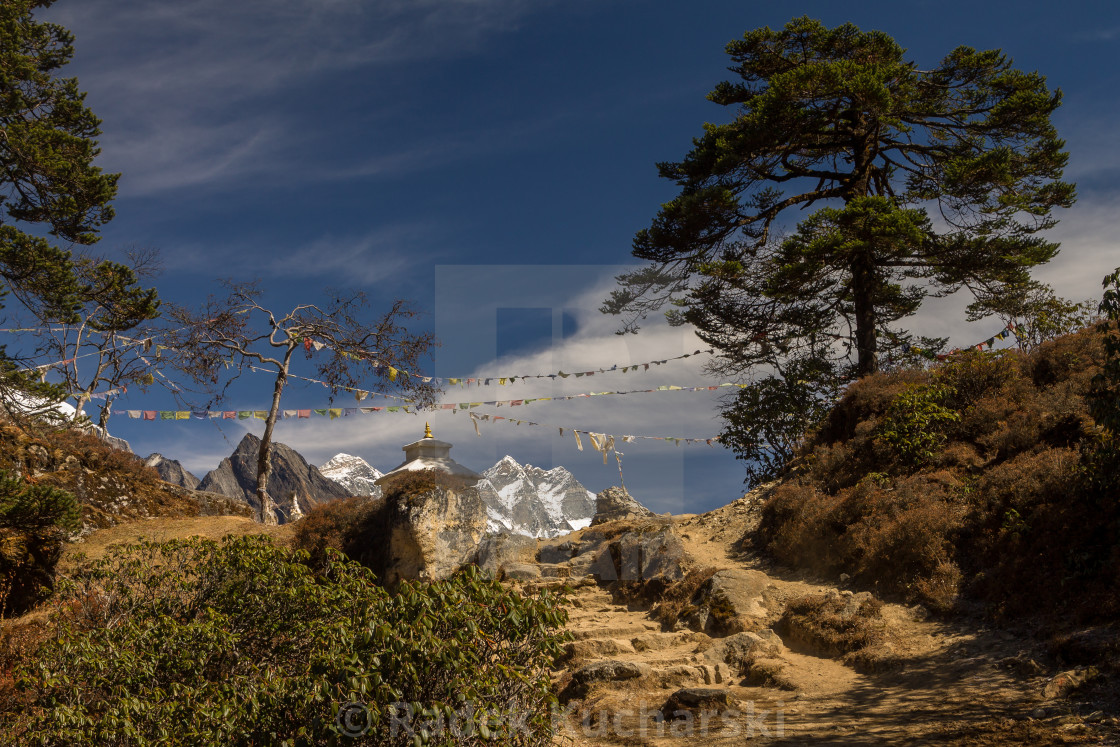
left=757, top=326, right=1119, bottom=625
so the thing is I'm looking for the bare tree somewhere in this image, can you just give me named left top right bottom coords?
left=33, top=250, right=163, bottom=428
left=166, top=282, right=438, bottom=524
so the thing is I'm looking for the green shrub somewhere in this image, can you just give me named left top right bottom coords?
left=0, top=471, right=80, bottom=615
left=874, top=383, right=960, bottom=469
left=10, top=536, right=569, bottom=746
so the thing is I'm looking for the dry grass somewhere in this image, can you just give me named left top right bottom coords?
left=62, top=515, right=291, bottom=567
left=647, top=566, right=717, bottom=629
left=758, top=327, right=1120, bottom=626
left=776, top=592, right=886, bottom=657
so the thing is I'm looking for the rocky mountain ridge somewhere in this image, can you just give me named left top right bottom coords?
left=197, top=434, right=349, bottom=524
left=318, top=453, right=383, bottom=497
left=474, top=455, right=596, bottom=538
left=143, top=453, right=200, bottom=490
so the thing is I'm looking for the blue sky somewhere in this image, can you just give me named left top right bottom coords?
left=19, top=0, right=1120, bottom=513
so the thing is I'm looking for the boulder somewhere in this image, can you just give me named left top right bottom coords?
left=591, top=486, right=653, bottom=525
left=561, top=660, right=651, bottom=701
left=501, top=562, right=541, bottom=581
left=703, top=630, right=783, bottom=671
left=1043, top=667, right=1100, bottom=700
left=474, top=532, right=538, bottom=577
left=381, top=484, right=488, bottom=584
left=662, top=687, right=731, bottom=717
left=696, top=569, right=773, bottom=635
left=559, top=638, right=637, bottom=665
left=590, top=527, right=688, bottom=584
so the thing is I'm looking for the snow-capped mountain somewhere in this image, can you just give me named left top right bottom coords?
left=475, top=455, right=596, bottom=538
left=319, top=453, right=383, bottom=497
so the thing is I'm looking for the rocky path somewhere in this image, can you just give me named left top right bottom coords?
left=505, top=495, right=1120, bottom=745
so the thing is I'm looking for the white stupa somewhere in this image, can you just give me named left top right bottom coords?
left=374, top=423, right=481, bottom=488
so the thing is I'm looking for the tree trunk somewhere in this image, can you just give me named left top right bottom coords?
left=851, top=252, right=878, bottom=376
left=98, top=397, right=112, bottom=429
left=255, top=348, right=294, bottom=525
left=848, top=130, right=878, bottom=376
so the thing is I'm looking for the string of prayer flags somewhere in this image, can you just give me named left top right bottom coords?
left=118, top=379, right=743, bottom=424
left=890, top=321, right=1019, bottom=362
left=294, top=338, right=715, bottom=387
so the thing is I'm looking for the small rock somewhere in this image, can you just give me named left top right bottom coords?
left=1043, top=667, right=1100, bottom=700
left=663, top=687, right=731, bottom=715
left=501, top=563, right=541, bottom=581
left=561, top=660, right=651, bottom=701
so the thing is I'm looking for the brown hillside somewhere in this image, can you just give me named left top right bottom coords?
left=756, top=327, right=1120, bottom=625
left=0, top=422, right=250, bottom=532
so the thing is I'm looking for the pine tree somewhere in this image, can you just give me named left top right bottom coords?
left=605, top=17, right=1075, bottom=484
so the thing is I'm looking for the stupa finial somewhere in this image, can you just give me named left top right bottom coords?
left=424, top=422, right=433, bottom=439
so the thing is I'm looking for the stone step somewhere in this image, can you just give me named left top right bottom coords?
left=559, top=658, right=738, bottom=700
left=631, top=630, right=710, bottom=652
left=569, top=622, right=659, bottom=640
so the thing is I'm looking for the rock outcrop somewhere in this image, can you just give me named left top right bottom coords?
left=380, top=484, right=489, bottom=584
left=198, top=433, right=349, bottom=523
left=591, top=486, right=653, bottom=525
left=143, top=453, right=200, bottom=490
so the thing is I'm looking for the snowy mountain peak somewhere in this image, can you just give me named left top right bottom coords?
left=319, top=453, right=383, bottom=497
left=476, top=456, right=595, bottom=538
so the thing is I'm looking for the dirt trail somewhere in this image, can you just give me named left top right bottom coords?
left=540, top=495, right=1119, bottom=745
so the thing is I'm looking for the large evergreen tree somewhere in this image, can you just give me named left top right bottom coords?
left=0, top=0, right=118, bottom=318
left=604, top=17, right=1075, bottom=483
left=1, top=0, right=158, bottom=415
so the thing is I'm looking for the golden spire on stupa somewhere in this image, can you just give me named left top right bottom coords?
left=424, top=422, right=433, bottom=439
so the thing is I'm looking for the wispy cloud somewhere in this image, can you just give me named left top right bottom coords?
left=43, top=0, right=573, bottom=196
left=156, top=223, right=442, bottom=287
left=1072, top=25, right=1120, bottom=42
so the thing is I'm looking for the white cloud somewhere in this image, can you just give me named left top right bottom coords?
left=43, top=0, right=574, bottom=195
left=158, top=268, right=736, bottom=511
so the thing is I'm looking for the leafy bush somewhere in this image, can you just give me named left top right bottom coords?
left=875, top=384, right=959, bottom=469
left=0, top=471, right=80, bottom=615
left=718, top=359, right=841, bottom=487
left=9, top=536, right=569, bottom=746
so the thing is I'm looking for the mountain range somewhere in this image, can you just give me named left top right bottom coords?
left=474, top=455, right=596, bottom=537
left=319, top=453, right=383, bottom=497
left=148, top=437, right=602, bottom=535
left=195, top=434, right=350, bottom=523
